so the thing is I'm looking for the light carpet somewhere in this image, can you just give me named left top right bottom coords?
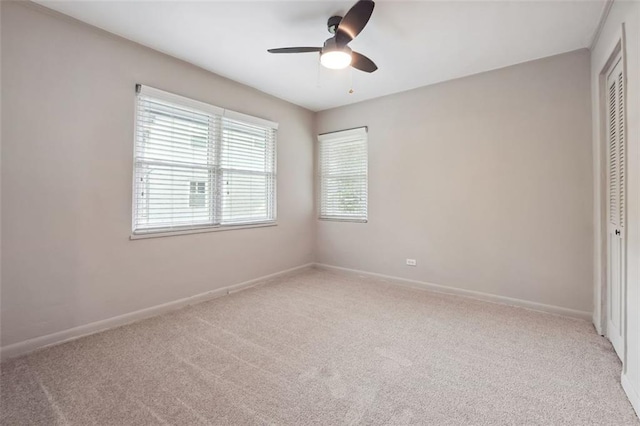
left=1, top=267, right=638, bottom=425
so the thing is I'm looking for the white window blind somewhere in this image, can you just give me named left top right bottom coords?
left=133, top=85, right=277, bottom=235
left=220, top=117, right=277, bottom=224
left=318, top=127, right=368, bottom=221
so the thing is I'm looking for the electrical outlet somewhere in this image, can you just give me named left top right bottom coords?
left=406, top=259, right=417, bottom=266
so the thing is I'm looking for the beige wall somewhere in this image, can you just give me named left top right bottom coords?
left=0, top=2, right=315, bottom=347
left=316, top=49, right=593, bottom=314
left=591, top=0, right=640, bottom=414
left=0, top=2, right=597, bottom=354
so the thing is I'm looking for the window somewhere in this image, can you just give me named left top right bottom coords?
left=189, top=181, right=206, bottom=208
left=133, top=85, right=277, bottom=235
left=318, top=127, right=368, bottom=222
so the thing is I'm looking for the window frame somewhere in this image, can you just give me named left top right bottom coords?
left=317, top=127, right=369, bottom=223
left=131, top=85, right=278, bottom=239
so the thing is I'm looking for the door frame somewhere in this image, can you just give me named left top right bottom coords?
left=594, top=23, right=628, bottom=365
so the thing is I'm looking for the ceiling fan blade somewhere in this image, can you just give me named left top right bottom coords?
left=267, top=47, right=322, bottom=54
left=351, top=51, right=378, bottom=73
left=335, top=0, right=375, bottom=46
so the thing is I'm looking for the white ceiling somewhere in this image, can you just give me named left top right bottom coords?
left=36, top=0, right=605, bottom=111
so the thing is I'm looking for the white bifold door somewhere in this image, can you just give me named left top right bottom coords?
left=606, top=54, right=626, bottom=360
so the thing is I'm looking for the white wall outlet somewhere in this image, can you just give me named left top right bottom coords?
left=406, top=259, right=417, bottom=266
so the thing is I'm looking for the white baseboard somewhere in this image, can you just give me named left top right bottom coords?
left=0, top=262, right=593, bottom=360
left=622, top=373, right=640, bottom=417
left=314, top=263, right=592, bottom=321
left=0, top=263, right=314, bottom=361
left=593, top=313, right=604, bottom=335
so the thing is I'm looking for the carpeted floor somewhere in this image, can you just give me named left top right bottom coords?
left=1, top=267, right=638, bottom=425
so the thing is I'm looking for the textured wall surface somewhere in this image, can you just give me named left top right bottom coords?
left=1, top=2, right=315, bottom=346
left=316, top=49, right=593, bottom=313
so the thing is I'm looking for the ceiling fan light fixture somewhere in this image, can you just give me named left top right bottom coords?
left=320, top=50, right=352, bottom=70
left=267, top=0, right=378, bottom=73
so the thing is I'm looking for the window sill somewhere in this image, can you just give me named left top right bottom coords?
left=318, top=217, right=368, bottom=223
left=130, top=222, right=277, bottom=240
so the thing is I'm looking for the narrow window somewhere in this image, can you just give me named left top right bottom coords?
left=318, top=127, right=368, bottom=222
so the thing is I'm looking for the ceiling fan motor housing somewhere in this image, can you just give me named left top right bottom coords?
left=327, top=16, right=342, bottom=34
left=322, top=37, right=351, bottom=55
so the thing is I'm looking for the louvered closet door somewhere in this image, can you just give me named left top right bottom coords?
left=606, top=55, right=626, bottom=360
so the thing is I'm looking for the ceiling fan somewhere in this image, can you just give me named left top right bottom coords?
left=268, top=0, right=378, bottom=73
